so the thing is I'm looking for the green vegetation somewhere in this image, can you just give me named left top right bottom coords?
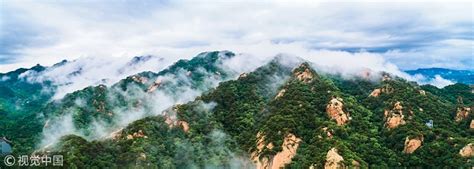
left=0, top=65, right=53, bottom=153
left=1, top=53, right=472, bottom=168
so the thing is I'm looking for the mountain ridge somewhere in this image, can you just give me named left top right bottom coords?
left=405, top=67, right=474, bottom=84
left=1, top=51, right=473, bottom=168
left=36, top=57, right=474, bottom=168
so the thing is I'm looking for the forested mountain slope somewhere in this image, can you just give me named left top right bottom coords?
left=34, top=56, right=473, bottom=168
left=1, top=51, right=241, bottom=154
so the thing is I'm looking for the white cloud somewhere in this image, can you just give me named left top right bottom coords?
left=36, top=52, right=251, bottom=147
left=411, top=74, right=455, bottom=88
left=19, top=55, right=173, bottom=99
left=430, top=75, right=455, bottom=88
left=1, top=1, right=472, bottom=73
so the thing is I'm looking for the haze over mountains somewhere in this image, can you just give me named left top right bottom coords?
left=0, top=51, right=472, bottom=168
left=406, top=68, right=474, bottom=85
left=1, top=1, right=472, bottom=168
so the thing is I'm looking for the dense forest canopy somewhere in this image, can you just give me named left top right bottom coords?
left=1, top=51, right=472, bottom=168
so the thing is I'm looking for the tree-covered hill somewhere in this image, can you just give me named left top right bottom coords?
left=1, top=52, right=472, bottom=168
left=1, top=51, right=241, bottom=154
left=33, top=56, right=473, bottom=168
left=0, top=64, right=53, bottom=153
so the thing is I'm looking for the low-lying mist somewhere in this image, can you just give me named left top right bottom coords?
left=29, top=50, right=454, bottom=149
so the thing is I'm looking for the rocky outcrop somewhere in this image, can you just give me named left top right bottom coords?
left=385, top=112, right=405, bottom=129
left=295, top=68, right=313, bottom=82
left=251, top=132, right=272, bottom=169
left=322, top=127, right=333, bottom=139
left=127, top=130, right=148, bottom=140
left=239, top=73, right=248, bottom=79
left=419, top=90, right=426, bottom=96
left=177, top=121, right=189, bottom=132
left=271, top=134, right=301, bottom=169
left=131, top=75, right=148, bottom=84
left=384, top=101, right=406, bottom=129
left=108, top=128, right=124, bottom=140
left=369, top=89, right=382, bottom=97
left=352, top=160, right=361, bottom=168
left=382, top=74, right=391, bottom=81
left=294, top=63, right=314, bottom=83
left=470, top=120, right=474, bottom=129
left=275, top=89, right=286, bottom=99
left=252, top=133, right=301, bottom=169
left=138, top=152, right=147, bottom=161
left=146, top=79, right=163, bottom=93
left=459, top=143, right=473, bottom=157
left=164, top=115, right=190, bottom=133
left=369, top=85, right=394, bottom=97
left=324, top=148, right=344, bottom=169
left=454, top=107, right=471, bottom=122
left=403, top=136, right=423, bottom=154
left=326, top=97, right=350, bottom=125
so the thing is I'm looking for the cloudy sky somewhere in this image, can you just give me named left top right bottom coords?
left=0, top=0, right=472, bottom=73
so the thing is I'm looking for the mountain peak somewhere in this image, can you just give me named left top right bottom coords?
left=292, top=62, right=318, bottom=83
left=196, top=50, right=235, bottom=59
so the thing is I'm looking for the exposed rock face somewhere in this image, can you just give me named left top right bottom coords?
left=108, top=128, right=124, bottom=140
left=369, top=85, right=394, bottom=97
left=252, top=133, right=301, bottom=169
left=324, top=148, right=344, bottom=169
left=470, top=120, right=474, bottom=129
left=146, top=79, right=163, bottom=93
left=385, top=113, right=405, bottom=129
left=322, top=127, right=333, bottom=139
left=382, top=74, right=391, bottom=81
left=131, top=75, right=148, bottom=84
left=93, top=99, right=107, bottom=113
left=127, top=130, right=148, bottom=140
left=275, top=89, right=286, bottom=99
left=138, top=152, right=147, bottom=161
left=271, top=134, right=301, bottom=169
left=403, top=136, right=423, bottom=154
left=385, top=101, right=406, bottom=129
left=239, top=73, right=248, bottom=79
left=369, top=89, right=382, bottom=97
left=294, top=64, right=314, bottom=83
left=459, top=143, right=473, bottom=157
left=454, top=107, right=471, bottom=122
left=251, top=132, right=272, bottom=169
left=352, top=160, right=361, bottom=168
left=394, top=101, right=403, bottom=110
left=177, top=121, right=189, bottom=133
left=419, top=90, right=426, bottom=96
left=164, top=114, right=190, bottom=133
left=326, top=97, right=350, bottom=125
left=295, top=68, right=313, bottom=82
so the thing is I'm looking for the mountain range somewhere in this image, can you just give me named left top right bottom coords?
left=405, top=68, right=474, bottom=85
left=0, top=51, right=473, bottom=168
